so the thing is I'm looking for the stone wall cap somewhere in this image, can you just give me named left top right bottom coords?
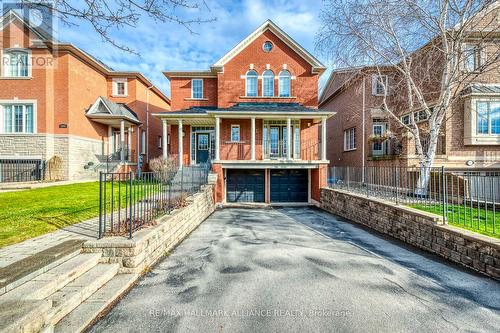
left=83, top=238, right=136, bottom=248
left=437, top=224, right=500, bottom=250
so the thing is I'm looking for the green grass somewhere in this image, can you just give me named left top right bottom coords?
left=0, top=181, right=154, bottom=248
left=410, top=203, right=499, bottom=239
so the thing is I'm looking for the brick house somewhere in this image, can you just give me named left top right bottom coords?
left=154, top=20, right=333, bottom=204
left=319, top=6, right=500, bottom=170
left=0, top=11, right=170, bottom=182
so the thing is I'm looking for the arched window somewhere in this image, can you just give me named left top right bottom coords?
left=279, top=70, right=291, bottom=97
left=3, top=49, right=29, bottom=77
left=245, top=70, right=258, bottom=97
left=262, top=70, right=274, bottom=97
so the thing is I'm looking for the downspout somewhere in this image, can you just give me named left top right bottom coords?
left=362, top=77, right=366, bottom=182
left=146, top=85, right=154, bottom=163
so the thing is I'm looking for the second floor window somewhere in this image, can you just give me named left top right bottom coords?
left=279, top=70, right=291, bottom=97
left=263, top=70, right=274, bottom=97
left=463, top=44, right=484, bottom=72
left=191, top=79, right=203, bottom=99
left=112, top=78, right=128, bottom=96
left=246, top=70, right=258, bottom=97
left=344, top=127, right=356, bottom=151
left=477, top=100, right=500, bottom=135
left=2, top=104, right=35, bottom=133
left=3, top=49, right=29, bottom=77
left=231, top=125, right=240, bottom=142
left=372, top=75, right=388, bottom=96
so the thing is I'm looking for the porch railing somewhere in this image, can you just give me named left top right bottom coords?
left=98, top=162, right=211, bottom=238
left=218, top=139, right=320, bottom=160
left=327, top=166, right=500, bottom=237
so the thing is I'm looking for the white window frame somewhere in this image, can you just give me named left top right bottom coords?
left=112, top=78, right=128, bottom=97
left=230, top=124, right=240, bottom=142
left=372, top=75, right=388, bottom=96
left=476, top=100, right=500, bottom=135
left=278, top=70, right=291, bottom=97
left=0, top=100, right=37, bottom=134
left=262, top=70, right=275, bottom=97
left=245, top=70, right=258, bottom=97
left=2, top=48, right=31, bottom=78
left=343, top=127, right=356, bottom=151
left=463, top=43, right=485, bottom=72
left=191, top=79, right=204, bottom=99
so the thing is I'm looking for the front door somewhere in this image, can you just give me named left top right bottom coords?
left=196, top=133, right=209, bottom=164
left=372, top=123, right=387, bottom=156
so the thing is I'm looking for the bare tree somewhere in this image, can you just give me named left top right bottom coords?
left=317, top=0, right=500, bottom=193
left=10, top=0, right=215, bottom=54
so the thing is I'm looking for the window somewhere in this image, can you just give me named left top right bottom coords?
left=401, top=114, right=411, bottom=125
left=2, top=104, right=35, bottom=133
left=279, top=70, right=291, bottom=97
left=191, top=79, right=203, bottom=99
left=344, top=128, right=356, bottom=151
left=3, top=49, right=29, bottom=77
left=245, top=70, right=258, bottom=97
left=372, top=75, right=388, bottom=96
left=262, top=70, right=274, bottom=97
left=477, top=101, right=500, bottom=134
left=112, top=78, right=128, bottom=96
left=463, top=44, right=484, bottom=72
left=263, top=41, right=273, bottom=52
left=231, top=125, right=240, bottom=142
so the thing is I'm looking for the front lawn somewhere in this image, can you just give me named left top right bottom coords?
left=410, top=204, right=499, bottom=240
left=0, top=181, right=143, bottom=248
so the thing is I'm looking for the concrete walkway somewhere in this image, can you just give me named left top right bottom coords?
left=89, top=207, right=500, bottom=333
left=0, top=217, right=97, bottom=269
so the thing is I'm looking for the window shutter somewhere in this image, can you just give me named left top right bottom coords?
left=371, top=75, right=378, bottom=95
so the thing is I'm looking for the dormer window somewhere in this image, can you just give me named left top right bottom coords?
left=279, top=70, right=291, bottom=97
left=372, top=75, right=388, bottom=96
left=191, top=79, right=203, bottom=99
left=112, top=78, right=128, bottom=97
left=245, top=70, right=258, bottom=97
left=262, top=70, right=274, bottom=97
left=3, top=49, right=30, bottom=77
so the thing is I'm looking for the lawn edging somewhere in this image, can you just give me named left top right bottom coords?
left=320, top=187, right=500, bottom=280
left=83, top=175, right=217, bottom=274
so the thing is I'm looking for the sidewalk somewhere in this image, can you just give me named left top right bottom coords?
left=0, top=217, right=98, bottom=269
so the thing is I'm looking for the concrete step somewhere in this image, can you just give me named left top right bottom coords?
left=0, top=299, right=52, bottom=333
left=54, top=273, right=138, bottom=333
left=0, top=253, right=101, bottom=301
left=48, top=263, right=120, bottom=325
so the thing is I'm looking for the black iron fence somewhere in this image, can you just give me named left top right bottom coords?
left=328, top=166, right=499, bottom=237
left=0, top=159, right=44, bottom=183
left=98, top=162, right=211, bottom=238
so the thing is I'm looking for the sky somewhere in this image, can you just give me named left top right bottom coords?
left=54, top=0, right=327, bottom=97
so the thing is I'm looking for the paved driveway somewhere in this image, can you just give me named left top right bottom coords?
left=90, top=207, right=500, bottom=333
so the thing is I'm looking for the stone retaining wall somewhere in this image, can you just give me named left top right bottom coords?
left=320, top=187, right=500, bottom=280
left=83, top=180, right=216, bottom=273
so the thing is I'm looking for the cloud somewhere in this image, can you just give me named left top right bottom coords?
left=56, top=0, right=327, bottom=96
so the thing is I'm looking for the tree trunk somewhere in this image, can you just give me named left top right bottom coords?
left=415, top=133, right=438, bottom=196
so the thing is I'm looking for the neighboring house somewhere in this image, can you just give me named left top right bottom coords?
left=319, top=6, right=500, bottom=170
left=0, top=11, right=170, bottom=182
left=154, top=20, right=332, bottom=204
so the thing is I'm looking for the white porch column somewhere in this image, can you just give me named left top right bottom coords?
left=215, top=116, right=220, bottom=161
left=162, top=119, right=168, bottom=159
left=120, top=119, right=125, bottom=163
left=178, top=120, right=183, bottom=167
left=107, top=125, right=112, bottom=155
left=321, top=117, right=327, bottom=160
left=127, top=127, right=132, bottom=162
left=286, top=117, right=291, bottom=160
left=251, top=117, right=256, bottom=160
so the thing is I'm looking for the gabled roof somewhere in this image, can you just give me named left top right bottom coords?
left=86, top=97, right=141, bottom=124
left=462, top=83, right=500, bottom=96
left=1, top=10, right=170, bottom=104
left=211, top=20, right=326, bottom=75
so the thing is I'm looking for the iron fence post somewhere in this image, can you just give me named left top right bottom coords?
left=441, top=166, right=446, bottom=223
left=129, top=171, right=133, bottom=239
left=395, top=167, right=399, bottom=204
left=98, top=172, right=103, bottom=239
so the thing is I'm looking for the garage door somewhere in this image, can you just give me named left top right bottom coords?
left=270, top=169, right=308, bottom=203
left=226, top=170, right=265, bottom=203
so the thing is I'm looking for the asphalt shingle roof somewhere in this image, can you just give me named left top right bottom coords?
left=463, top=84, right=500, bottom=95
left=90, top=97, right=141, bottom=123
left=164, top=103, right=318, bottom=115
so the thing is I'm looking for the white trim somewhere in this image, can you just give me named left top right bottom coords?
left=0, top=99, right=37, bottom=134
left=112, top=78, right=128, bottom=97
left=230, top=124, right=241, bottom=142
left=245, top=70, right=258, bottom=97
left=191, top=78, right=204, bottom=99
left=211, top=20, right=326, bottom=74
left=262, top=70, right=275, bottom=97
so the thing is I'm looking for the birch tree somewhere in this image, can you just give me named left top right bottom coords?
left=317, top=0, right=500, bottom=193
